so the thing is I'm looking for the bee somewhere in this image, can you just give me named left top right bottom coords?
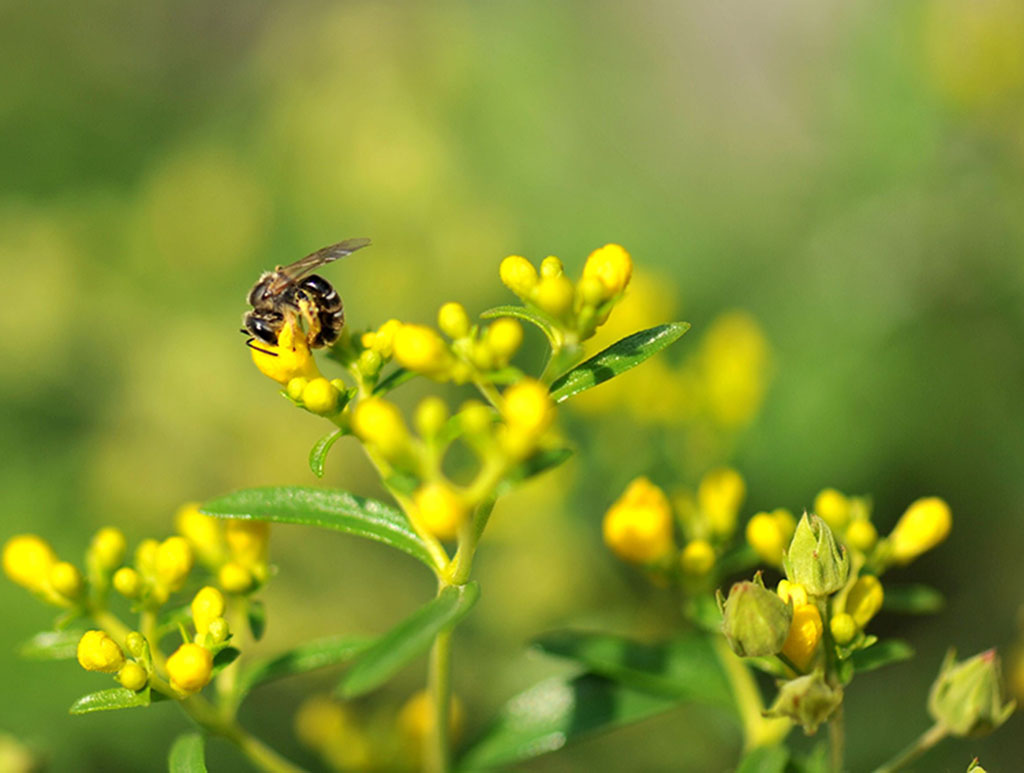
left=242, top=237, right=371, bottom=355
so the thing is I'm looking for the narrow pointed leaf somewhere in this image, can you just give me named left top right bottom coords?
left=481, top=305, right=558, bottom=346
left=238, top=634, right=375, bottom=698
left=211, top=647, right=242, bottom=677
left=19, top=629, right=86, bottom=660
left=457, top=673, right=680, bottom=770
left=531, top=631, right=732, bottom=705
left=247, top=600, right=266, bottom=642
left=373, top=367, right=417, bottom=396
left=736, top=745, right=789, bottom=773
left=881, top=583, right=944, bottom=615
left=849, top=639, right=914, bottom=674
left=309, top=429, right=345, bottom=478
left=549, top=322, right=690, bottom=403
left=169, top=732, right=207, bottom=772
left=339, top=583, right=480, bottom=698
left=70, top=687, right=151, bottom=714
left=201, top=487, right=437, bottom=570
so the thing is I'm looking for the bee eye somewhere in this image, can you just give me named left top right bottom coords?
left=246, top=316, right=280, bottom=344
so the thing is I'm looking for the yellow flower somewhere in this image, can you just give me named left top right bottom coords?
left=113, top=567, right=143, bottom=599
left=398, top=690, right=465, bottom=750
left=814, top=488, right=851, bottom=533
left=413, top=483, right=466, bottom=541
left=250, top=319, right=321, bottom=385
left=888, top=497, right=952, bottom=564
left=697, top=467, right=746, bottom=538
left=830, top=612, right=857, bottom=646
left=844, top=518, right=878, bottom=552
left=225, top=519, right=269, bottom=568
left=352, top=398, right=410, bottom=460
left=782, top=604, right=823, bottom=671
left=845, top=575, right=884, bottom=629
left=603, top=477, right=675, bottom=564
left=699, top=311, right=771, bottom=429
left=88, top=527, right=127, bottom=572
left=175, top=502, right=226, bottom=567
left=191, top=586, right=226, bottom=636
left=438, top=302, right=471, bottom=339
left=49, top=562, right=83, bottom=600
left=155, top=537, right=193, bottom=591
left=500, top=379, right=556, bottom=457
left=531, top=275, right=574, bottom=317
left=117, top=662, right=148, bottom=691
left=294, top=696, right=373, bottom=771
left=218, top=561, right=254, bottom=594
left=77, top=631, right=125, bottom=674
left=393, top=324, right=451, bottom=376
left=414, top=396, right=449, bottom=438
left=582, top=243, right=633, bottom=299
left=746, top=510, right=794, bottom=566
left=486, top=318, right=523, bottom=363
left=499, top=255, right=538, bottom=297
left=776, top=579, right=808, bottom=608
left=680, top=539, right=715, bottom=576
left=301, top=377, right=340, bottom=415
left=2, top=535, right=57, bottom=592
left=167, top=643, right=213, bottom=693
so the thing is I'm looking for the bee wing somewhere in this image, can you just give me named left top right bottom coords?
left=278, top=238, right=372, bottom=280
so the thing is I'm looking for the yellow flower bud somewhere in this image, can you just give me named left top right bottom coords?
left=225, top=519, right=269, bottom=567
left=218, top=561, right=254, bottom=594
left=538, top=255, right=562, bottom=278
left=368, top=319, right=401, bottom=357
left=117, top=662, right=148, bottom=691
left=398, top=690, right=465, bottom=749
left=845, top=519, right=878, bottom=552
left=166, top=643, right=213, bottom=694
left=830, top=612, right=857, bottom=646
left=155, top=537, right=193, bottom=590
left=393, top=324, right=451, bottom=376
left=357, top=349, right=382, bottom=376
left=459, top=401, right=494, bottom=436
left=746, top=512, right=788, bottom=566
left=486, top=318, right=523, bottom=362
left=135, top=538, right=159, bottom=575
left=125, top=632, right=149, bottom=660
left=286, top=376, right=308, bottom=400
left=438, top=302, right=471, bottom=339
left=777, top=579, right=808, bottom=608
left=888, top=497, right=952, bottom=564
left=113, top=567, right=143, bottom=598
left=302, top=377, right=340, bottom=415
left=295, top=696, right=373, bottom=771
left=207, top=617, right=230, bottom=644
left=502, top=379, right=554, bottom=436
left=49, top=562, right=83, bottom=600
left=499, top=255, right=538, bottom=297
left=576, top=275, right=606, bottom=307
left=414, top=396, right=449, bottom=438
left=814, top=488, right=851, bottom=533
left=782, top=604, right=823, bottom=671
left=582, top=243, right=633, bottom=298
left=532, top=275, right=574, bottom=317
left=413, top=483, right=467, bottom=541
left=250, top=319, right=321, bottom=385
left=845, top=575, right=884, bottom=628
left=680, top=539, right=715, bottom=576
left=88, top=527, right=127, bottom=571
left=77, top=631, right=125, bottom=673
left=3, top=535, right=57, bottom=592
left=698, top=467, right=746, bottom=538
left=175, top=502, right=225, bottom=567
left=602, top=477, right=675, bottom=564
left=352, top=398, right=410, bottom=459
left=191, top=586, right=226, bottom=636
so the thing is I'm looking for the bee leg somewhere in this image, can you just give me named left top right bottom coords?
left=245, top=337, right=278, bottom=357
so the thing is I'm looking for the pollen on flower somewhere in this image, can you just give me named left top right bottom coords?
left=250, top=319, right=322, bottom=385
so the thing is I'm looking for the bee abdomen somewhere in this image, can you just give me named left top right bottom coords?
left=313, top=307, right=345, bottom=347
left=298, top=275, right=342, bottom=311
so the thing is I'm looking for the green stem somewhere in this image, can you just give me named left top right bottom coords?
left=711, top=636, right=790, bottom=751
left=472, top=378, right=504, bottom=410
left=828, top=702, right=844, bottom=773
left=871, top=723, right=948, bottom=773
left=425, top=618, right=453, bottom=773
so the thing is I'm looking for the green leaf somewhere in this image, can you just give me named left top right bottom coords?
left=201, top=487, right=437, bottom=570
left=373, top=367, right=417, bottom=396
left=496, top=447, right=573, bottom=495
left=531, top=631, right=732, bottom=705
left=736, top=745, right=789, bottom=773
left=339, top=583, right=480, bottom=698
left=309, top=429, right=345, bottom=478
left=247, top=600, right=267, bottom=642
left=548, top=322, right=690, bottom=403
left=211, top=647, right=241, bottom=676
left=881, top=583, right=944, bottom=615
left=238, top=634, right=375, bottom=698
left=19, top=629, right=86, bottom=660
left=168, top=732, right=207, bottom=772
left=70, top=687, right=151, bottom=714
left=457, top=673, right=680, bottom=770
left=849, top=638, right=914, bottom=674
left=481, top=305, right=558, bottom=347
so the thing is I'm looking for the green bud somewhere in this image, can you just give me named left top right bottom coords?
left=928, top=649, right=1016, bottom=737
left=719, top=574, right=793, bottom=658
left=207, top=617, right=230, bottom=645
left=782, top=513, right=849, bottom=596
left=125, top=632, right=149, bottom=661
left=765, top=672, right=843, bottom=734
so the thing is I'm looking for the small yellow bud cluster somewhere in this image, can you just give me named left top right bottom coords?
left=498, top=379, right=556, bottom=459
left=77, top=630, right=150, bottom=692
left=746, top=509, right=797, bottom=566
left=805, top=487, right=878, bottom=555
left=603, top=477, right=676, bottom=565
left=499, top=244, right=633, bottom=341
left=294, top=696, right=373, bottom=771
left=285, top=376, right=347, bottom=416
left=175, top=502, right=271, bottom=595
left=3, top=534, right=90, bottom=607
left=114, top=534, right=194, bottom=606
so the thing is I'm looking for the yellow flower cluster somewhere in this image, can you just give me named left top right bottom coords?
left=176, top=502, right=270, bottom=594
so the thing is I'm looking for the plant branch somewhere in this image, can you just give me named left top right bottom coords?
left=871, top=722, right=948, bottom=773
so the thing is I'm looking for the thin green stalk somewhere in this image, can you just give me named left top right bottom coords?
left=828, top=703, right=844, bottom=773
left=425, top=624, right=453, bottom=773
left=871, top=723, right=948, bottom=773
left=711, top=636, right=791, bottom=751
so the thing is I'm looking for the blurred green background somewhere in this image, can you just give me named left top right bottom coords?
left=2, top=0, right=1024, bottom=770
